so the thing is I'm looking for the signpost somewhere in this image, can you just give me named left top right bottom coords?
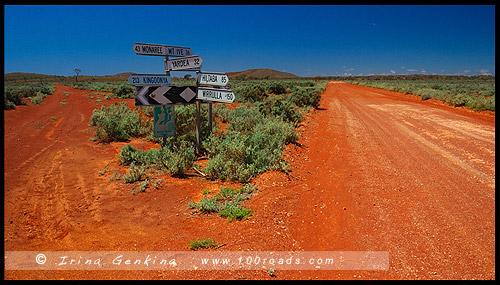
left=132, top=43, right=193, bottom=57
left=128, top=74, right=171, bottom=86
left=131, top=42, right=236, bottom=154
left=166, top=55, right=203, bottom=71
left=197, top=72, right=229, bottom=86
left=197, top=87, right=235, bottom=103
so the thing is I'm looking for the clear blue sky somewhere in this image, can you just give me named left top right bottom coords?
left=4, top=5, right=495, bottom=77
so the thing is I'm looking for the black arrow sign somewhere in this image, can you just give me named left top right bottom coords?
left=135, top=86, right=197, bottom=106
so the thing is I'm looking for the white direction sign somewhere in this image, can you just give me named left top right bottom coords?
left=128, top=74, right=171, bottom=86
left=132, top=43, right=193, bottom=57
left=166, top=55, right=203, bottom=71
left=197, top=72, right=229, bottom=86
left=197, top=87, right=235, bottom=103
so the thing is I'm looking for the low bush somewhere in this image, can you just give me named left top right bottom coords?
left=236, top=84, right=267, bottom=103
left=4, top=98, right=16, bottom=110
left=448, top=93, right=468, bottom=107
left=267, top=81, right=288, bottom=95
left=29, top=92, right=47, bottom=105
left=188, top=238, right=218, bottom=250
left=188, top=185, right=254, bottom=221
left=3, top=83, right=54, bottom=109
left=219, top=202, right=252, bottom=222
left=123, top=163, right=147, bottom=183
left=203, top=105, right=297, bottom=183
left=157, top=139, right=196, bottom=177
left=288, top=87, right=322, bottom=108
left=4, top=89, right=26, bottom=107
left=116, top=138, right=196, bottom=177
left=117, top=144, right=157, bottom=166
left=256, top=95, right=304, bottom=124
left=113, top=84, right=135, bottom=98
left=89, top=102, right=151, bottom=142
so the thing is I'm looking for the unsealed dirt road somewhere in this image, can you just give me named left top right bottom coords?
left=4, top=82, right=495, bottom=279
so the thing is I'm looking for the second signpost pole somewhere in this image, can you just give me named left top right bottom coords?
left=163, top=55, right=171, bottom=147
left=195, top=70, right=202, bottom=155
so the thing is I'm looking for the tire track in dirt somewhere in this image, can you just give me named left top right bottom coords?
left=280, top=82, right=495, bottom=280
left=340, top=90, right=494, bottom=279
left=4, top=82, right=495, bottom=280
left=4, top=85, right=118, bottom=250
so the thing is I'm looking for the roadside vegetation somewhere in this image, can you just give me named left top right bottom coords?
left=345, top=76, right=495, bottom=111
left=7, top=74, right=494, bottom=225
left=188, top=185, right=256, bottom=222
left=84, top=78, right=327, bottom=185
left=4, top=82, right=55, bottom=109
left=78, top=78, right=326, bottom=224
left=188, top=238, right=219, bottom=250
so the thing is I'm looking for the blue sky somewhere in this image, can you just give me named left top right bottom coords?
left=4, top=5, right=495, bottom=77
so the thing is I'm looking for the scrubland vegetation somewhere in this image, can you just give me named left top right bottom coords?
left=4, top=75, right=493, bottom=185
left=345, top=76, right=495, bottom=111
left=88, top=78, right=326, bottom=183
left=4, top=82, right=55, bottom=109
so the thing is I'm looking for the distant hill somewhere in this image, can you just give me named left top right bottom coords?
left=5, top=70, right=299, bottom=82
left=4, top=72, right=134, bottom=82
left=227, top=69, right=298, bottom=79
left=4, top=72, right=67, bottom=82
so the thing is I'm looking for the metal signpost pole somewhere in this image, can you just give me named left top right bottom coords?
left=163, top=55, right=171, bottom=147
left=195, top=69, right=201, bottom=155
left=208, top=102, right=212, bottom=135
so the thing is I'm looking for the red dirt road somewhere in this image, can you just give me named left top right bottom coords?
left=4, top=83, right=495, bottom=279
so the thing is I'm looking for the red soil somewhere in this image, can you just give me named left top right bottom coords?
left=4, top=83, right=495, bottom=279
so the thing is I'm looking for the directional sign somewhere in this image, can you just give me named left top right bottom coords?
left=197, top=72, right=229, bottom=86
left=166, top=56, right=202, bottom=71
left=128, top=74, right=171, bottom=86
left=135, top=86, right=197, bottom=106
left=132, top=43, right=193, bottom=57
left=197, top=87, right=235, bottom=103
left=154, top=106, right=175, bottom=138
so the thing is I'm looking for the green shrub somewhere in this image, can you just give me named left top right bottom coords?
left=203, top=133, right=253, bottom=182
left=39, top=83, right=55, bottom=95
left=188, top=185, right=255, bottom=221
left=448, top=93, right=468, bottom=107
left=224, top=104, right=264, bottom=134
left=188, top=196, right=222, bottom=213
left=116, top=139, right=195, bottom=177
left=219, top=202, right=252, bottom=222
left=89, top=102, right=151, bottom=142
left=113, top=84, right=135, bottom=98
left=237, top=84, right=268, bottom=102
left=256, top=95, right=304, bottom=124
left=188, top=238, right=218, bottom=250
left=157, top=139, right=196, bottom=177
left=289, top=87, right=322, bottom=108
left=139, top=179, right=149, bottom=192
left=29, top=92, right=46, bottom=105
left=4, top=99, right=16, bottom=110
left=117, top=144, right=157, bottom=166
left=4, top=89, right=26, bottom=106
left=267, top=81, right=288, bottom=95
left=17, top=87, right=37, bottom=98
left=203, top=108, right=297, bottom=183
left=123, top=163, right=147, bottom=183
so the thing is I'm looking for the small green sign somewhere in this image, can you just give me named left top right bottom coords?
left=154, top=106, right=175, bottom=138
